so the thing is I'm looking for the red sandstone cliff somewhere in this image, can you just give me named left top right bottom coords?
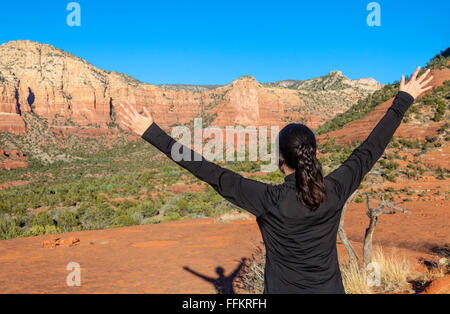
left=0, top=40, right=380, bottom=135
left=0, top=40, right=383, bottom=170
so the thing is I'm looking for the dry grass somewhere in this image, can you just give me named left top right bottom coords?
left=235, top=244, right=265, bottom=294
left=341, top=262, right=374, bottom=294
left=342, top=246, right=413, bottom=294
left=373, top=246, right=411, bottom=292
left=213, top=212, right=253, bottom=224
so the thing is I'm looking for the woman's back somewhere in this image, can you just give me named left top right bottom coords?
left=256, top=173, right=346, bottom=293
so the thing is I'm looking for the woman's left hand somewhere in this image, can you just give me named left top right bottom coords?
left=119, top=102, right=154, bottom=136
left=399, top=67, right=434, bottom=100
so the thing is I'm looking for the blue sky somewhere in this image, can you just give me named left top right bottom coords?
left=0, top=0, right=448, bottom=85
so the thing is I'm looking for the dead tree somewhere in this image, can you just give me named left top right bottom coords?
left=362, top=193, right=411, bottom=268
left=338, top=192, right=359, bottom=266
left=339, top=192, right=411, bottom=269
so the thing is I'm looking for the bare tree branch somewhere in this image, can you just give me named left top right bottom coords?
left=362, top=193, right=410, bottom=268
left=338, top=192, right=359, bottom=266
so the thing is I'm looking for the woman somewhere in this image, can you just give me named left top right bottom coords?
left=119, top=67, right=433, bottom=294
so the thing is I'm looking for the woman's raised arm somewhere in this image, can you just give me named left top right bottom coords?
left=325, top=67, right=433, bottom=204
left=118, top=102, right=280, bottom=217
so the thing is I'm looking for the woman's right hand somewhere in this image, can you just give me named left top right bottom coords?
left=399, top=66, right=434, bottom=100
left=119, top=102, right=154, bottom=136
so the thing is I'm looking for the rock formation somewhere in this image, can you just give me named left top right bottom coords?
left=0, top=40, right=381, bottom=136
left=0, top=149, right=28, bottom=170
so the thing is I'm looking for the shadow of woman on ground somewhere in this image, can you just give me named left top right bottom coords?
left=183, top=258, right=247, bottom=294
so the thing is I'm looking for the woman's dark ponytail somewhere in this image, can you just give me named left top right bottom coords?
left=295, top=143, right=325, bottom=211
left=278, top=124, right=326, bottom=211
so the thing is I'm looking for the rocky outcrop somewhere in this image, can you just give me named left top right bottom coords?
left=0, top=81, right=27, bottom=134
left=294, top=70, right=381, bottom=92
left=352, top=77, right=382, bottom=94
left=0, top=149, right=28, bottom=170
left=0, top=40, right=380, bottom=136
left=42, top=236, right=80, bottom=248
left=267, top=71, right=382, bottom=93
left=266, top=71, right=382, bottom=127
left=0, top=113, right=26, bottom=134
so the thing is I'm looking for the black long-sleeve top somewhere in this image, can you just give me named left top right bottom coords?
left=141, top=91, right=415, bottom=294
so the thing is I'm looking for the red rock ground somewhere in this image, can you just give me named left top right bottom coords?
left=423, top=276, right=450, bottom=294
left=0, top=218, right=258, bottom=293
left=0, top=198, right=447, bottom=293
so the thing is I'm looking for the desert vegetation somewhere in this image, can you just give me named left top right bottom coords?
left=0, top=133, right=259, bottom=239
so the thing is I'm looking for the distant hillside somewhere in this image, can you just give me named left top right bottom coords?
left=266, top=70, right=380, bottom=94
left=316, top=48, right=450, bottom=136
left=265, top=71, right=381, bottom=121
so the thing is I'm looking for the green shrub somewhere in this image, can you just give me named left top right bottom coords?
left=57, top=211, right=79, bottom=232
left=113, top=215, right=138, bottom=227
left=433, top=99, right=446, bottom=122
left=354, top=197, right=364, bottom=203
left=32, top=212, right=55, bottom=227
left=25, top=225, right=61, bottom=237
left=4, top=222, right=23, bottom=239
left=385, top=173, right=396, bottom=183
left=77, top=203, right=115, bottom=230
left=426, top=48, right=450, bottom=69
left=379, top=160, right=399, bottom=170
left=137, top=200, right=158, bottom=217
left=0, top=216, right=23, bottom=240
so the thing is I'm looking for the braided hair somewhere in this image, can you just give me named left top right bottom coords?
left=278, top=124, right=325, bottom=211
